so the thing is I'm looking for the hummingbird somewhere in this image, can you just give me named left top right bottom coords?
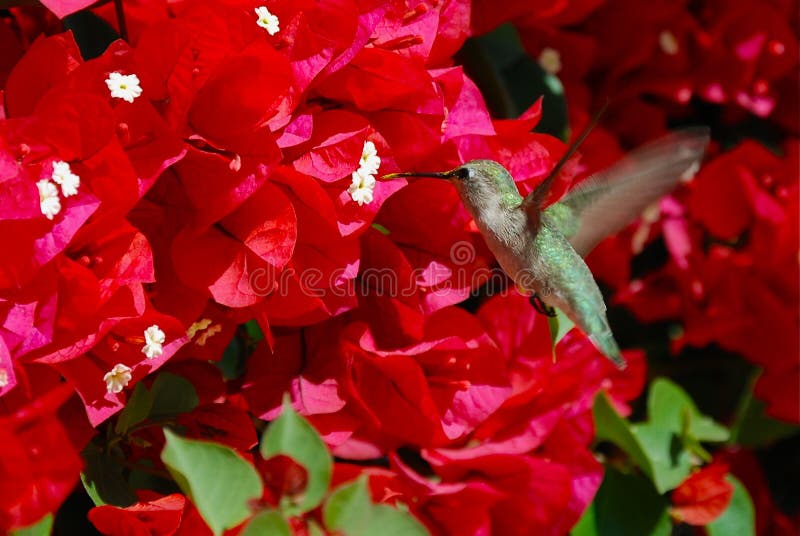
left=382, top=126, right=710, bottom=369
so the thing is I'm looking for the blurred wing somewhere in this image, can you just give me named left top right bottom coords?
left=555, top=127, right=710, bottom=257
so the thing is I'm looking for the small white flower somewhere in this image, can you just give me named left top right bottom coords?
left=659, top=30, right=679, bottom=55
left=0, top=368, right=8, bottom=388
left=538, top=47, right=562, bottom=75
left=357, top=140, right=381, bottom=177
left=348, top=171, right=376, bottom=206
left=51, top=160, right=80, bottom=197
left=142, top=324, right=166, bottom=359
left=255, top=6, right=280, bottom=35
left=105, top=72, right=143, bottom=103
left=37, top=179, right=61, bottom=220
left=103, top=364, right=132, bottom=394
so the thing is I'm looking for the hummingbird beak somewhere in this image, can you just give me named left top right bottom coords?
left=380, top=171, right=455, bottom=180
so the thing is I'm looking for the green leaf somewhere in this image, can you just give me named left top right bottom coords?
left=571, top=468, right=670, bottom=536
left=547, top=308, right=575, bottom=349
left=241, top=510, right=292, bottom=536
left=594, top=382, right=730, bottom=494
left=571, top=502, right=598, bottom=536
left=261, top=398, right=333, bottom=515
left=115, top=382, right=154, bottom=435
left=307, top=520, right=327, bottom=536
left=593, top=393, right=653, bottom=474
left=631, top=423, right=693, bottom=493
left=218, top=335, right=246, bottom=380
left=244, top=320, right=265, bottom=345
left=150, top=373, right=199, bottom=419
left=730, top=375, right=799, bottom=447
left=161, top=429, right=263, bottom=536
left=707, top=476, right=755, bottom=536
left=323, top=476, right=429, bottom=536
left=81, top=443, right=137, bottom=507
left=647, top=378, right=728, bottom=443
left=10, top=514, right=53, bottom=536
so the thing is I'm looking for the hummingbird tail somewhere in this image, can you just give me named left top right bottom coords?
left=590, top=332, right=627, bottom=370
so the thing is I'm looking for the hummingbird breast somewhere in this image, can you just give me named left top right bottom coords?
left=458, top=191, right=544, bottom=293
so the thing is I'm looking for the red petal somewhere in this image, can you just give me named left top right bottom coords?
left=671, top=464, right=735, bottom=526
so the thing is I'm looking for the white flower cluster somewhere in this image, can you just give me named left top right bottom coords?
left=103, top=324, right=167, bottom=394
left=348, top=140, right=381, bottom=206
left=38, top=160, right=81, bottom=220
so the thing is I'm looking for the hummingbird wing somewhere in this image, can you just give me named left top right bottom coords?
left=547, top=127, right=710, bottom=257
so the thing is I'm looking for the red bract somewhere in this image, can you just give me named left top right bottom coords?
left=688, top=141, right=790, bottom=241
left=171, top=179, right=297, bottom=308
left=12, top=222, right=156, bottom=364
left=53, top=310, right=188, bottom=425
left=695, top=0, right=799, bottom=119
left=0, top=381, right=84, bottom=532
left=3, top=33, right=82, bottom=117
left=390, top=292, right=645, bottom=534
left=177, top=403, right=258, bottom=451
left=241, top=326, right=348, bottom=423
left=374, top=178, right=492, bottom=314
left=392, top=455, right=502, bottom=535
left=424, top=452, right=574, bottom=536
left=259, top=168, right=361, bottom=325
left=4, top=0, right=796, bottom=533
left=287, top=111, right=404, bottom=236
left=89, top=493, right=187, bottom=536
left=347, top=306, right=511, bottom=449
left=317, top=48, right=438, bottom=112
left=39, top=0, right=96, bottom=18
left=188, top=42, right=293, bottom=148
left=618, top=139, right=799, bottom=421
left=670, top=463, right=734, bottom=525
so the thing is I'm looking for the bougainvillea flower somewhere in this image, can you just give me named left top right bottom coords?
left=259, top=168, right=361, bottom=325
left=241, top=326, right=348, bottom=422
left=0, top=381, right=83, bottom=532
left=344, top=306, right=511, bottom=448
left=171, top=179, right=297, bottom=308
left=3, top=32, right=82, bottom=118
left=617, top=139, right=798, bottom=421
left=52, top=310, right=188, bottom=425
left=177, top=403, right=259, bottom=451
left=670, top=463, right=734, bottom=525
left=374, top=178, right=492, bottom=313
left=423, top=451, right=574, bottom=536
left=391, top=454, right=502, bottom=535
left=695, top=0, right=799, bottom=118
left=89, top=492, right=186, bottom=536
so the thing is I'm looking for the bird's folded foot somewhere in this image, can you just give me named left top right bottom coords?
left=530, top=294, right=557, bottom=317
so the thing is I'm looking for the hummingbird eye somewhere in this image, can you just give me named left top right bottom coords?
left=454, top=168, right=470, bottom=180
